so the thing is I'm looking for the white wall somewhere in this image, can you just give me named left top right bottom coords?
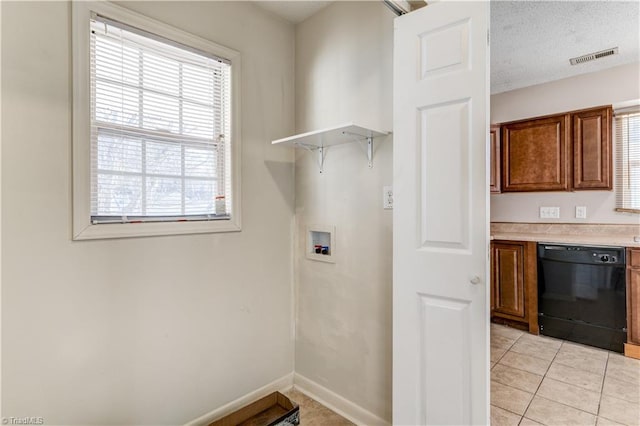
left=293, top=2, right=393, bottom=422
left=1, top=2, right=295, bottom=424
left=491, top=62, right=640, bottom=224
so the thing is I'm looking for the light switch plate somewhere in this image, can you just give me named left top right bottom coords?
left=576, top=206, right=587, bottom=219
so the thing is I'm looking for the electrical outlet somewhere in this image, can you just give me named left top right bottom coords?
left=576, top=206, right=587, bottom=219
left=383, top=186, right=393, bottom=209
left=540, top=206, right=560, bottom=219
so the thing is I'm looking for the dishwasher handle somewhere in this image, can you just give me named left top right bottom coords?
left=542, top=245, right=570, bottom=250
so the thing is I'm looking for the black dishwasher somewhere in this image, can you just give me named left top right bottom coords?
left=538, top=243, right=626, bottom=352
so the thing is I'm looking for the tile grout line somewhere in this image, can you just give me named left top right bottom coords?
left=492, top=325, right=640, bottom=425
left=596, top=352, right=609, bottom=419
left=492, top=337, right=556, bottom=380
left=530, top=395, right=600, bottom=422
left=538, top=353, right=608, bottom=393
left=493, top=359, right=547, bottom=377
left=518, top=339, right=564, bottom=425
left=490, top=327, right=529, bottom=422
left=495, top=391, right=602, bottom=423
left=491, top=328, right=522, bottom=365
left=508, top=347, right=561, bottom=363
left=596, top=374, right=640, bottom=416
left=491, top=404, right=525, bottom=420
left=491, top=326, right=551, bottom=423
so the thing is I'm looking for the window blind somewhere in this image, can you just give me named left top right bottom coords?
left=89, top=14, right=232, bottom=223
left=615, top=109, right=640, bottom=211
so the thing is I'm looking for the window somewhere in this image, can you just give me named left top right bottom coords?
left=615, top=108, right=640, bottom=212
left=73, top=2, right=241, bottom=239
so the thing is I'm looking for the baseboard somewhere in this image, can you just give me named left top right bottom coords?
left=293, top=373, right=390, bottom=426
left=184, top=372, right=294, bottom=426
left=624, top=342, right=640, bottom=359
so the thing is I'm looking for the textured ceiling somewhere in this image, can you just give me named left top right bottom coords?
left=253, top=1, right=639, bottom=94
left=253, top=1, right=332, bottom=24
left=491, top=1, right=640, bottom=94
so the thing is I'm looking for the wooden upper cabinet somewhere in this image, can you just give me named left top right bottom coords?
left=573, top=106, right=613, bottom=190
left=501, top=114, right=571, bottom=192
left=490, top=125, right=501, bottom=193
left=496, top=105, right=612, bottom=192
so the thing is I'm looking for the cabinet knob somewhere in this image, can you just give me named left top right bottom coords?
left=470, top=275, right=481, bottom=285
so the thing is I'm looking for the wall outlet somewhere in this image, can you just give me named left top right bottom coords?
left=575, top=206, right=587, bottom=219
left=539, top=206, right=560, bottom=219
left=383, top=185, right=393, bottom=209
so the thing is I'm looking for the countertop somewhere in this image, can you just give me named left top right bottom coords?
left=490, top=223, right=640, bottom=248
left=491, top=232, right=640, bottom=248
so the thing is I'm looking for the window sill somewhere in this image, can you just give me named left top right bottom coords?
left=73, top=218, right=241, bottom=240
left=615, top=208, right=640, bottom=214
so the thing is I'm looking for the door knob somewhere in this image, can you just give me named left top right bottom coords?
left=469, top=275, right=481, bottom=285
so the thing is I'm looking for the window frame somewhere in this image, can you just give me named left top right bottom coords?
left=72, top=1, right=242, bottom=240
left=614, top=103, right=640, bottom=214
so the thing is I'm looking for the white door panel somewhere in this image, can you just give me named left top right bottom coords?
left=393, top=2, right=489, bottom=425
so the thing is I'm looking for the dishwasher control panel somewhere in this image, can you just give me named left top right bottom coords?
left=540, top=244, right=625, bottom=266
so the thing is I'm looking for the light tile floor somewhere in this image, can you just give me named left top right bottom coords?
left=491, top=323, right=640, bottom=426
left=282, top=327, right=639, bottom=426
left=284, top=389, right=354, bottom=426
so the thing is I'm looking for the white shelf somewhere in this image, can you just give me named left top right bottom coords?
left=272, top=122, right=388, bottom=147
left=272, top=122, right=390, bottom=172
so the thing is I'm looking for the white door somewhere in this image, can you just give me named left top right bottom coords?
left=393, top=2, right=489, bottom=425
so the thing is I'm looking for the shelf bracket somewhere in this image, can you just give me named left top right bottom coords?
left=318, top=146, right=325, bottom=173
left=343, top=131, right=375, bottom=168
left=296, top=143, right=325, bottom=173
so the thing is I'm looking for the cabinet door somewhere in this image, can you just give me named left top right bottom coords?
left=492, top=242, right=526, bottom=319
left=490, top=244, right=496, bottom=312
left=502, top=114, right=570, bottom=192
left=573, top=106, right=613, bottom=190
left=490, top=125, right=501, bottom=193
left=628, top=249, right=640, bottom=345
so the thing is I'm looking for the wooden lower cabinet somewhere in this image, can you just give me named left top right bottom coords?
left=626, top=248, right=640, bottom=359
left=491, top=240, right=538, bottom=334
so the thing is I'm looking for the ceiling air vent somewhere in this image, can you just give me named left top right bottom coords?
left=570, top=47, right=619, bottom=65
